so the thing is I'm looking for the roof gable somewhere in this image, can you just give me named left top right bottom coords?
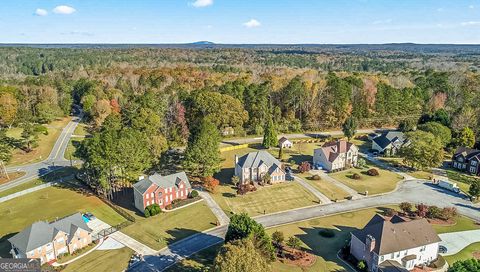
left=317, top=140, right=356, bottom=163
left=237, top=151, right=282, bottom=170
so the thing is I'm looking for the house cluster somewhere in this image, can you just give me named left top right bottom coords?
left=8, top=213, right=92, bottom=264
left=313, top=140, right=359, bottom=172
left=371, top=131, right=409, bottom=156
left=133, top=171, right=192, bottom=212
left=451, top=146, right=480, bottom=176
left=350, top=214, right=442, bottom=272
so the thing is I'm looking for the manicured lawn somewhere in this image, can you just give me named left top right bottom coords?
left=62, top=247, right=133, bottom=272
left=210, top=182, right=319, bottom=217
left=0, top=171, right=25, bottom=185
left=329, top=164, right=403, bottom=195
left=6, top=117, right=72, bottom=166
left=446, top=169, right=478, bottom=195
left=432, top=215, right=480, bottom=234
left=64, top=138, right=84, bottom=161
left=377, top=157, right=433, bottom=180
left=0, top=184, right=125, bottom=257
left=121, top=202, right=218, bottom=250
left=299, top=173, right=351, bottom=201
left=0, top=179, right=46, bottom=198
left=350, top=137, right=371, bottom=153
left=444, top=242, right=480, bottom=265
left=267, top=142, right=323, bottom=165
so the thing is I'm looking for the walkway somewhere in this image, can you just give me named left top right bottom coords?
left=439, top=230, right=480, bottom=256
left=316, top=171, right=363, bottom=200
left=294, top=177, right=332, bottom=204
left=199, top=190, right=230, bottom=226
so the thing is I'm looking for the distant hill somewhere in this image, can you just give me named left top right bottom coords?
left=189, top=41, right=215, bottom=45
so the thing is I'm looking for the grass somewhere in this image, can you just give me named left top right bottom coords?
left=0, top=184, right=126, bottom=257
left=377, top=157, right=433, bottom=180
left=0, top=172, right=26, bottom=185
left=329, top=164, right=403, bottom=195
left=299, top=173, right=351, bottom=201
left=166, top=243, right=222, bottom=272
left=446, top=169, right=478, bottom=195
left=62, top=247, right=133, bottom=272
left=444, top=242, right=480, bottom=265
left=121, top=202, right=218, bottom=250
left=0, top=179, right=47, bottom=198
left=73, top=123, right=90, bottom=136
left=56, top=242, right=98, bottom=264
left=432, top=215, right=480, bottom=234
left=6, top=117, right=72, bottom=166
left=64, top=138, right=84, bottom=161
left=211, top=182, right=319, bottom=217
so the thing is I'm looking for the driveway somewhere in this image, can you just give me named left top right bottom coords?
left=439, top=230, right=480, bottom=256
left=294, top=177, right=332, bottom=204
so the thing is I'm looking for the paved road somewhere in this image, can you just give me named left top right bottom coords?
left=439, top=230, right=480, bottom=256
left=294, top=177, right=332, bottom=204
left=0, top=113, right=83, bottom=192
left=128, top=178, right=480, bottom=271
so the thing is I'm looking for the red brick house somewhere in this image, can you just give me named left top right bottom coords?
left=133, top=172, right=192, bottom=212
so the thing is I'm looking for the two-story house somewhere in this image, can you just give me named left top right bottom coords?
left=133, top=171, right=192, bottom=212
left=234, top=151, right=285, bottom=184
left=8, top=213, right=92, bottom=264
left=350, top=214, right=441, bottom=272
left=452, top=147, right=480, bottom=176
left=371, top=131, right=409, bottom=156
left=313, top=140, right=358, bottom=172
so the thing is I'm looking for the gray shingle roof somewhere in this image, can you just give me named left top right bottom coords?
left=8, top=213, right=91, bottom=253
left=133, top=172, right=192, bottom=194
left=236, top=151, right=281, bottom=169
left=373, top=131, right=407, bottom=149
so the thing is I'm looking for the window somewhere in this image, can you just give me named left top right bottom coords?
left=453, top=162, right=458, bottom=168
left=146, top=193, right=149, bottom=199
left=396, top=252, right=400, bottom=258
left=471, top=167, right=476, bottom=173
left=420, top=246, right=426, bottom=252
left=151, top=193, right=154, bottom=198
left=180, top=191, right=183, bottom=197
left=472, top=160, right=477, bottom=166
left=380, top=256, right=384, bottom=261
left=146, top=200, right=150, bottom=206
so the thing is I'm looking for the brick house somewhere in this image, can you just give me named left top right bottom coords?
left=452, top=146, right=480, bottom=176
left=234, top=151, right=286, bottom=184
left=133, top=172, right=192, bottom=212
left=8, top=213, right=92, bottom=264
left=313, top=140, right=358, bottom=172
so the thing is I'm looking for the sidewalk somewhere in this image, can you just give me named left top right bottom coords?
left=294, top=177, right=332, bottom=204
left=199, top=190, right=230, bottom=226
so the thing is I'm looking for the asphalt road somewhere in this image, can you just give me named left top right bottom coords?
left=0, top=113, right=83, bottom=192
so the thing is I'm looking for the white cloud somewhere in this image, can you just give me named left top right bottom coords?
left=437, top=8, right=444, bottom=12
left=191, top=0, right=213, bottom=8
left=243, top=19, right=261, bottom=28
left=469, top=5, right=475, bottom=9
left=53, top=5, right=76, bottom=15
left=35, top=8, right=48, bottom=16
left=461, top=21, right=480, bottom=26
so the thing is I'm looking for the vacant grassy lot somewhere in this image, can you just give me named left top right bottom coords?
left=0, top=184, right=125, bottom=257
left=376, top=157, right=433, bottom=180
left=6, top=117, right=71, bottom=166
left=121, top=202, right=217, bottom=250
left=299, top=173, right=351, bottom=201
left=62, top=247, right=133, bottom=272
left=444, top=242, right=480, bottom=265
left=211, top=182, right=319, bottom=217
left=0, top=172, right=25, bottom=185
left=330, top=164, right=403, bottom=195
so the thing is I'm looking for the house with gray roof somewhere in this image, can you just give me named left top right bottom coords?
left=451, top=146, right=480, bottom=176
left=133, top=172, right=192, bottom=212
left=234, top=151, right=285, bottom=184
left=8, top=213, right=92, bottom=264
left=371, top=131, right=409, bottom=156
left=350, top=214, right=441, bottom=272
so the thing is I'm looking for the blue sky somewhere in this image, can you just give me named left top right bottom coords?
left=0, top=0, right=479, bottom=44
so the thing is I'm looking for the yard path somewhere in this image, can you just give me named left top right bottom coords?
left=294, top=177, right=332, bottom=204
left=439, top=230, right=480, bottom=256
left=198, top=190, right=230, bottom=226
left=316, top=171, right=363, bottom=200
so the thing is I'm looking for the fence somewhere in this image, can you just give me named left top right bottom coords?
left=219, top=143, right=250, bottom=152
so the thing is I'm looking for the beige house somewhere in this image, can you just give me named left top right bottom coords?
left=313, top=140, right=358, bottom=172
left=234, top=151, right=285, bottom=184
left=9, top=213, right=92, bottom=264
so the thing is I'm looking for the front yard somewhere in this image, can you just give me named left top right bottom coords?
left=329, top=164, right=403, bottom=195
left=61, top=247, right=133, bottom=272
left=444, top=242, right=480, bottom=265
left=121, top=201, right=218, bottom=250
left=299, top=173, right=351, bottom=201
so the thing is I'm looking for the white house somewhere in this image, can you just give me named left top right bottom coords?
left=371, top=131, right=408, bottom=156
left=234, top=151, right=285, bottom=184
left=350, top=214, right=441, bottom=272
left=278, top=137, right=293, bottom=148
left=313, top=140, right=358, bottom=172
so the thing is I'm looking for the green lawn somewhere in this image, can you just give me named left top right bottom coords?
left=64, top=138, right=84, bottom=161
left=73, top=123, right=90, bottom=136
left=62, top=247, right=133, bottom=272
left=6, top=117, right=72, bottom=166
left=210, top=182, right=319, bottom=217
left=0, top=184, right=126, bottom=257
left=329, top=164, right=403, bottom=195
left=444, top=242, right=480, bottom=265
left=432, top=215, right=480, bottom=234
left=446, top=169, right=478, bottom=195
left=377, top=157, right=433, bottom=180
left=0, top=179, right=46, bottom=198
left=166, top=243, right=222, bottom=272
left=299, top=173, right=351, bottom=201
left=121, top=202, right=218, bottom=250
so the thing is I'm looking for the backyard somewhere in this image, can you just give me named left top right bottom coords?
left=61, top=247, right=133, bottom=272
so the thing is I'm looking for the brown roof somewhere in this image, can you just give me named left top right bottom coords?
left=319, top=140, right=355, bottom=163
left=352, top=215, right=441, bottom=255
left=379, top=260, right=408, bottom=272
left=279, top=137, right=290, bottom=144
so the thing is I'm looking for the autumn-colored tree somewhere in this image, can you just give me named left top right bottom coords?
left=203, top=176, right=220, bottom=192
left=0, top=92, right=18, bottom=128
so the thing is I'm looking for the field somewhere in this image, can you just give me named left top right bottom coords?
left=299, top=173, right=351, bottom=201
left=0, top=184, right=125, bottom=257
left=6, top=117, right=71, bottom=166
left=329, top=164, right=403, bottom=195
left=73, top=123, right=90, bottom=136
left=62, top=247, right=133, bottom=272
left=121, top=202, right=218, bottom=250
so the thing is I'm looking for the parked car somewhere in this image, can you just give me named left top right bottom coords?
left=84, top=212, right=96, bottom=220
left=439, top=245, right=448, bottom=254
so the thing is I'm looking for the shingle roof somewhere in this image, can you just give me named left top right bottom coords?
left=279, top=137, right=290, bottom=144
left=316, top=140, right=356, bottom=163
left=352, top=215, right=441, bottom=255
left=378, top=260, right=408, bottom=272
left=236, top=151, right=284, bottom=175
left=8, top=213, right=92, bottom=253
left=373, top=131, right=407, bottom=150
left=133, top=172, right=192, bottom=194
left=453, top=146, right=480, bottom=160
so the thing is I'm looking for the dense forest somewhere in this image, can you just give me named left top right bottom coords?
left=0, top=45, right=479, bottom=192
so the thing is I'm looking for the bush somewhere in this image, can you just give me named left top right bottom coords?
left=366, top=168, right=379, bottom=176
left=319, top=229, right=335, bottom=238
left=145, top=203, right=161, bottom=217
left=165, top=204, right=173, bottom=210
left=427, top=205, right=442, bottom=219
left=298, top=161, right=312, bottom=173
left=144, top=208, right=151, bottom=218
left=351, top=173, right=361, bottom=180
left=312, top=174, right=321, bottom=180
left=384, top=208, right=398, bottom=217
left=357, top=260, right=367, bottom=271
left=190, top=190, right=199, bottom=198
left=399, top=202, right=413, bottom=214
left=357, top=158, right=367, bottom=168
left=441, top=207, right=458, bottom=220
left=416, top=203, right=428, bottom=218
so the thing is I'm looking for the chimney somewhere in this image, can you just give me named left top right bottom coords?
left=235, top=155, right=239, bottom=164
left=366, top=235, right=376, bottom=252
left=139, top=175, right=145, bottom=181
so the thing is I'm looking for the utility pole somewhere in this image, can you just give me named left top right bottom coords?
left=0, top=161, right=8, bottom=180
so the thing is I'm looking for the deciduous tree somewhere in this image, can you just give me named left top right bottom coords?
left=399, top=131, right=443, bottom=170
left=213, top=238, right=271, bottom=272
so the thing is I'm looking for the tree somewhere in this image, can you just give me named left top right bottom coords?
left=418, top=122, right=452, bottom=147
left=399, top=131, right=443, bottom=170
left=298, top=161, right=311, bottom=173
left=231, top=175, right=240, bottom=187
left=183, top=119, right=222, bottom=178
left=271, top=231, right=284, bottom=247
left=399, top=202, right=412, bottom=214
left=469, top=180, right=480, bottom=199
left=448, top=258, right=480, bottom=272
left=342, top=116, right=357, bottom=141
left=0, top=130, right=12, bottom=163
left=262, top=115, right=277, bottom=149
left=0, top=92, right=18, bottom=128
left=21, top=122, right=43, bottom=152
left=278, top=147, right=284, bottom=160
left=453, top=127, right=475, bottom=148
left=432, top=109, right=451, bottom=128
left=398, top=119, right=417, bottom=132
left=203, top=176, right=220, bottom=192
left=213, top=238, right=271, bottom=272
left=225, top=213, right=275, bottom=261
left=286, top=236, right=302, bottom=251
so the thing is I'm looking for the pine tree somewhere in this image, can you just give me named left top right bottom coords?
left=342, top=116, right=357, bottom=141
left=262, top=115, right=278, bottom=148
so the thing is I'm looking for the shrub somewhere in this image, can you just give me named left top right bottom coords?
left=441, top=207, right=458, bottom=220
left=366, top=168, right=379, bottom=176
left=145, top=203, right=161, bottom=217
left=190, top=190, right=199, bottom=198
left=203, top=176, right=220, bottom=192
left=144, top=208, right=150, bottom=218
left=357, top=260, right=367, bottom=271
left=165, top=204, right=173, bottom=210
left=399, top=202, right=413, bottom=214
left=351, top=173, right=362, bottom=180
left=319, top=229, right=335, bottom=238
left=427, top=205, right=442, bottom=219
left=384, top=208, right=398, bottom=217
left=312, top=174, right=321, bottom=180
left=272, top=230, right=285, bottom=247
left=298, top=161, right=311, bottom=173
left=357, top=158, right=367, bottom=168
left=416, top=203, right=428, bottom=218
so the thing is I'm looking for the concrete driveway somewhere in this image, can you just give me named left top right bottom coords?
left=439, top=230, right=480, bottom=256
